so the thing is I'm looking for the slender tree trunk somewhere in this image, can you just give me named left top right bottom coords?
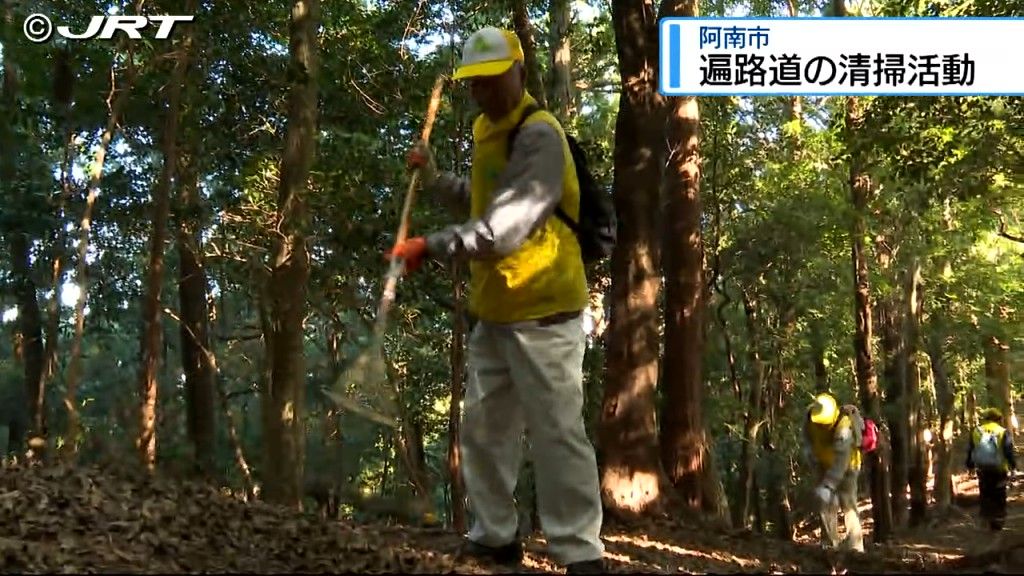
left=217, top=297, right=255, bottom=498
left=837, top=2, right=893, bottom=533
left=846, top=94, right=893, bottom=541
left=446, top=61, right=468, bottom=531
left=599, top=0, right=673, bottom=520
left=764, top=311, right=795, bottom=540
left=10, top=231, right=44, bottom=451
left=448, top=261, right=467, bottom=532
left=983, top=333, right=1013, bottom=432
left=735, top=291, right=764, bottom=530
left=658, top=0, right=705, bottom=513
left=38, top=47, right=78, bottom=458
left=548, top=0, right=574, bottom=121
left=927, top=328, right=955, bottom=512
left=261, top=0, right=320, bottom=508
left=929, top=205, right=956, bottom=514
left=177, top=152, right=217, bottom=476
left=714, top=289, right=742, bottom=402
left=172, top=1, right=216, bottom=479
left=876, top=238, right=908, bottom=527
left=64, top=45, right=137, bottom=460
left=904, top=259, right=927, bottom=526
left=137, top=16, right=192, bottom=473
left=511, top=0, right=547, bottom=107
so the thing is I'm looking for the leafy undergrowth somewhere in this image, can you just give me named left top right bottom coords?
left=1, top=462, right=1023, bottom=574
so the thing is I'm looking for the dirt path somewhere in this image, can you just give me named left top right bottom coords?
left=501, top=472, right=1024, bottom=573
left=2, top=462, right=1023, bottom=574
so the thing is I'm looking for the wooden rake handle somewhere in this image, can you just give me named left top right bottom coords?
left=394, top=75, right=447, bottom=247
left=376, top=75, right=447, bottom=324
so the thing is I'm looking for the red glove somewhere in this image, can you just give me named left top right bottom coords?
left=387, top=236, right=428, bottom=274
left=406, top=147, right=428, bottom=169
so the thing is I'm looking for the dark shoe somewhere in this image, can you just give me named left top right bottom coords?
left=458, top=539, right=523, bottom=566
left=566, top=558, right=606, bottom=574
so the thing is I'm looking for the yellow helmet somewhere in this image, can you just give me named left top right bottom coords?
left=809, top=393, right=839, bottom=425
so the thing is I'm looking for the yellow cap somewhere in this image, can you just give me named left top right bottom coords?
left=809, top=393, right=838, bottom=425
left=453, top=27, right=524, bottom=80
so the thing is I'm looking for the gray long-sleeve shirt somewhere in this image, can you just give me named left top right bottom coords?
left=423, top=117, right=567, bottom=261
left=804, top=418, right=856, bottom=490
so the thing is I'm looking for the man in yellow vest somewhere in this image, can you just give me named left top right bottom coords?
left=803, top=392, right=865, bottom=553
left=966, top=407, right=1017, bottom=531
left=394, top=26, right=604, bottom=575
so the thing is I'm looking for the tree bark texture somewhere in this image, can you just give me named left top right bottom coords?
left=846, top=92, right=894, bottom=541
left=599, top=0, right=673, bottom=521
left=548, top=0, right=574, bottom=122
left=1, top=53, right=45, bottom=456
left=658, top=0, right=704, bottom=512
left=261, top=0, right=320, bottom=508
left=511, top=0, right=547, bottom=108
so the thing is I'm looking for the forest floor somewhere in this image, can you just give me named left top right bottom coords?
left=1, top=460, right=1023, bottom=574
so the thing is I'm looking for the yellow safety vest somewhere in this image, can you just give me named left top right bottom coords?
left=972, top=421, right=1010, bottom=472
left=466, top=92, right=589, bottom=324
left=808, top=414, right=862, bottom=473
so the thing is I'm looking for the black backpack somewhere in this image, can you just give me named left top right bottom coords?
left=507, top=104, right=616, bottom=265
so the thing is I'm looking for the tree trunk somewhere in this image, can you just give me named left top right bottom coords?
left=735, top=291, right=764, bottom=530
left=832, top=1, right=895, bottom=540
left=599, top=0, right=673, bottom=521
left=765, top=312, right=795, bottom=541
left=928, top=331, right=954, bottom=512
left=511, top=0, right=547, bottom=107
left=841, top=57, right=893, bottom=539
left=261, top=0, right=320, bottom=508
left=177, top=151, right=217, bottom=477
left=137, top=17, right=191, bottom=473
left=64, top=45, right=137, bottom=460
left=447, top=77, right=468, bottom=532
left=983, top=334, right=1013, bottom=432
left=876, top=238, right=908, bottom=527
left=658, top=0, right=704, bottom=513
left=217, top=297, right=255, bottom=498
left=548, top=0, right=574, bottom=122
left=904, top=259, right=927, bottom=526
left=448, top=260, right=467, bottom=532
left=39, top=48, right=78, bottom=459
left=10, top=232, right=44, bottom=453
left=172, top=3, right=216, bottom=478
left=0, top=27, right=45, bottom=458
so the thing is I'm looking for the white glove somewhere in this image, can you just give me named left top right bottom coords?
left=815, top=485, right=834, bottom=505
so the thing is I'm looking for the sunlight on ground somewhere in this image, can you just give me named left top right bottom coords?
left=604, top=533, right=761, bottom=568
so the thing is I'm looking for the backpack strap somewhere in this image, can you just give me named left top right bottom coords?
left=506, top=103, right=579, bottom=233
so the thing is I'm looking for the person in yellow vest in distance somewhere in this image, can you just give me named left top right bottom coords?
left=966, top=407, right=1017, bottom=531
left=803, top=392, right=865, bottom=553
left=393, top=26, right=605, bottom=575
